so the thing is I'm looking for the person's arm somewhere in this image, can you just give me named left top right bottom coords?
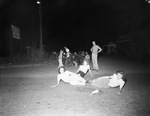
left=97, top=45, right=102, bottom=53
left=90, top=47, right=93, bottom=52
left=88, top=65, right=93, bottom=76
left=76, top=66, right=81, bottom=73
left=51, top=75, right=61, bottom=88
left=89, top=69, right=93, bottom=76
left=117, top=80, right=125, bottom=95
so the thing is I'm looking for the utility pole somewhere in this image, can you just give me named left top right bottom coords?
left=37, top=0, right=43, bottom=51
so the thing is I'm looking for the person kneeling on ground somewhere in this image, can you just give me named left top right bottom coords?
left=76, top=60, right=93, bottom=78
left=51, top=66, right=87, bottom=88
left=89, top=71, right=127, bottom=95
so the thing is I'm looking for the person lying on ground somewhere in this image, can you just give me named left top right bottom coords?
left=51, top=66, right=87, bottom=88
left=76, top=60, right=93, bottom=78
left=89, top=71, right=127, bottom=95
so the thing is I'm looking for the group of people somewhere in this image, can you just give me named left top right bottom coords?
left=51, top=41, right=127, bottom=96
left=57, top=47, right=90, bottom=67
left=58, top=41, right=102, bottom=69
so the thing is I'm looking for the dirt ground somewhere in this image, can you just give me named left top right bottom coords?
left=0, top=56, right=150, bottom=116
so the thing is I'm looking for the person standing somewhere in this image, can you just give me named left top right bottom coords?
left=64, top=46, right=71, bottom=66
left=90, top=41, right=102, bottom=71
left=58, top=49, right=64, bottom=68
left=64, top=46, right=70, bottom=58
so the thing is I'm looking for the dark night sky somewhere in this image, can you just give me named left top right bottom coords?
left=0, top=0, right=150, bottom=53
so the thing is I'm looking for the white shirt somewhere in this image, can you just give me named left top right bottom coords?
left=107, top=74, right=125, bottom=90
left=78, top=65, right=90, bottom=73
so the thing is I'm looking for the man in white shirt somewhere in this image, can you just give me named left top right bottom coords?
left=90, top=71, right=127, bottom=95
left=90, top=41, right=102, bottom=71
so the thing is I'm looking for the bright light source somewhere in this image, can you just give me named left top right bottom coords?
left=36, top=0, right=40, bottom=4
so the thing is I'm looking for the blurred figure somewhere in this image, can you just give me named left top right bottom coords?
left=64, top=46, right=72, bottom=66
left=90, top=41, right=102, bottom=71
left=72, top=52, right=78, bottom=67
left=84, top=52, right=90, bottom=63
left=58, top=49, right=64, bottom=68
left=78, top=51, right=85, bottom=65
left=64, top=46, right=70, bottom=58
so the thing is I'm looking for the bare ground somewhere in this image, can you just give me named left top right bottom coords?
left=0, top=56, right=150, bottom=116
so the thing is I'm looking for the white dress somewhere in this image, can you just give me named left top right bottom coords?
left=58, top=71, right=86, bottom=85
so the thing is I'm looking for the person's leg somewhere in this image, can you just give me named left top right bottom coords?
left=91, top=78, right=110, bottom=88
left=70, top=80, right=85, bottom=86
left=78, top=81, right=86, bottom=85
left=70, top=75, right=86, bottom=85
left=92, top=53, right=98, bottom=70
left=92, top=53, right=96, bottom=69
left=65, top=57, right=69, bottom=66
left=94, top=54, right=99, bottom=70
left=74, top=80, right=86, bottom=85
left=58, top=59, right=63, bottom=68
left=70, top=81, right=77, bottom=85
